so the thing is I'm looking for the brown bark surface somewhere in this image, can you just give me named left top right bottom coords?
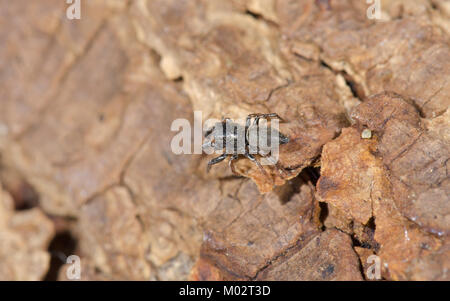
left=0, top=0, right=448, bottom=280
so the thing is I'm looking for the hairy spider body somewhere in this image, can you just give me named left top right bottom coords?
left=203, top=113, right=289, bottom=176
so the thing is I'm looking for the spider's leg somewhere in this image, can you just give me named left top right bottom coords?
left=245, top=114, right=258, bottom=146
left=266, top=113, right=283, bottom=120
left=246, top=114, right=266, bottom=152
left=229, top=154, right=240, bottom=176
left=206, top=153, right=228, bottom=173
left=265, top=113, right=283, bottom=120
left=252, top=114, right=266, bottom=126
left=245, top=153, right=269, bottom=179
left=245, top=114, right=256, bottom=135
left=246, top=113, right=269, bottom=128
left=247, top=113, right=262, bottom=119
left=253, top=113, right=284, bottom=126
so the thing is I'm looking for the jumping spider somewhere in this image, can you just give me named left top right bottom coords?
left=202, top=113, right=289, bottom=177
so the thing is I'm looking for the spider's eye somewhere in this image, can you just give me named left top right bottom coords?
left=279, top=134, right=289, bottom=144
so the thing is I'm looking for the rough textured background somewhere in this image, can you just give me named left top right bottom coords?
left=0, top=0, right=448, bottom=280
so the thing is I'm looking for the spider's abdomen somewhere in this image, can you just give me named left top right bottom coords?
left=246, top=125, right=288, bottom=155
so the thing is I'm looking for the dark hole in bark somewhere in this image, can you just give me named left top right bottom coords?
left=351, top=216, right=380, bottom=251
left=10, top=181, right=39, bottom=211
left=342, top=73, right=366, bottom=100
left=319, top=61, right=366, bottom=100
left=274, top=176, right=303, bottom=204
left=173, top=76, right=184, bottom=82
left=301, top=166, right=321, bottom=186
left=318, top=202, right=328, bottom=231
left=44, top=230, right=77, bottom=281
left=245, top=9, right=263, bottom=20
left=275, top=166, right=321, bottom=204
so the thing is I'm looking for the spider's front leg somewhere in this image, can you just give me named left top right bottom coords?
left=206, top=153, right=228, bottom=173
left=228, top=154, right=240, bottom=176
left=245, top=152, right=270, bottom=179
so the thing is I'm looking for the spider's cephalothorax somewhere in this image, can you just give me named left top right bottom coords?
left=202, top=113, right=289, bottom=176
